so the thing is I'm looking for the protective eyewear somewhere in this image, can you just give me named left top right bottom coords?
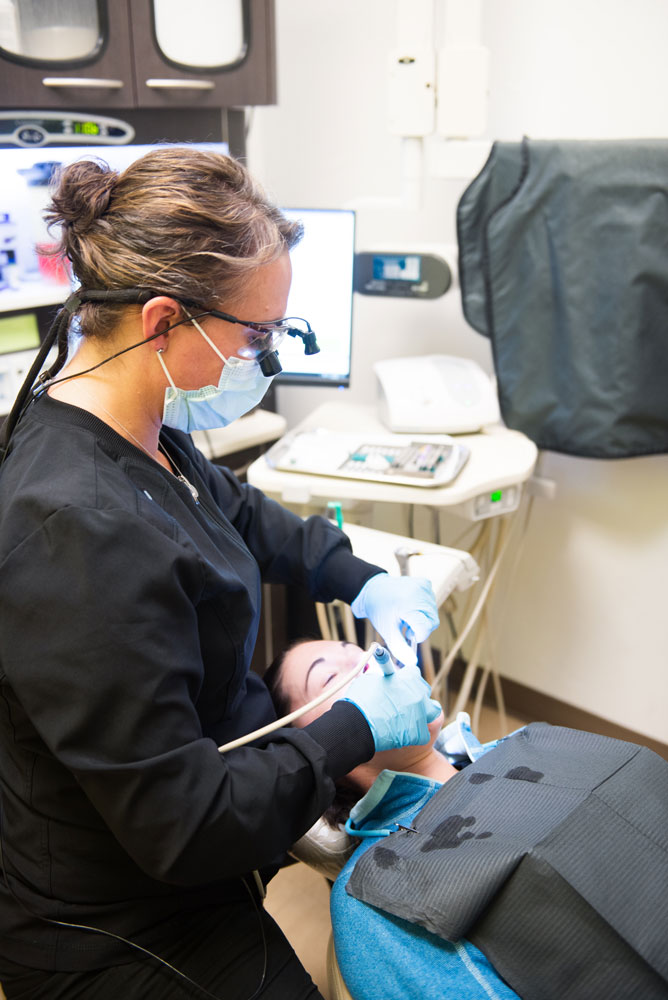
left=196, top=308, right=319, bottom=361
left=1, top=288, right=317, bottom=462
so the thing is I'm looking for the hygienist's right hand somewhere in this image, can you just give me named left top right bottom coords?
left=339, top=665, right=442, bottom=752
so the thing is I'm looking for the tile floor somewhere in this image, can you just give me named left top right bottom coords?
left=265, top=703, right=529, bottom=1000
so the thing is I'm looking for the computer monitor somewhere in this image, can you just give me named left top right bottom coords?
left=0, top=145, right=354, bottom=388
left=0, top=139, right=230, bottom=307
left=277, top=208, right=355, bottom=388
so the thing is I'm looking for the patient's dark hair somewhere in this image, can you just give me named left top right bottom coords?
left=262, top=639, right=309, bottom=719
left=263, top=640, right=360, bottom=829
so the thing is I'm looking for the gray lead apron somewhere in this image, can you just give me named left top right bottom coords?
left=457, top=138, right=668, bottom=458
left=346, top=723, right=668, bottom=999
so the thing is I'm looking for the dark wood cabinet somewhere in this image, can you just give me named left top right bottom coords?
left=0, top=0, right=276, bottom=110
left=131, top=0, right=276, bottom=109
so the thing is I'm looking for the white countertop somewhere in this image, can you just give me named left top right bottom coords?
left=247, top=401, right=538, bottom=510
left=191, top=409, right=287, bottom=460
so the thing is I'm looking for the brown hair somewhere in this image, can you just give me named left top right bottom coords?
left=45, top=145, right=303, bottom=339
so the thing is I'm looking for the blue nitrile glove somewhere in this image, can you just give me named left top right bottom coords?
left=351, top=573, right=439, bottom=668
left=340, top=661, right=442, bottom=752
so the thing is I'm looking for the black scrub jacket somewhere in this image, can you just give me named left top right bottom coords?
left=0, top=393, right=378, bottom=971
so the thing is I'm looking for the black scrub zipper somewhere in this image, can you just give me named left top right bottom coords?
left=158, top=441, right=200, bottom=505
left=159, top=440, right=249, bottom=549
left=172, top=457, right=239, bottom=537
left=175, top=475, right=200, bottom=505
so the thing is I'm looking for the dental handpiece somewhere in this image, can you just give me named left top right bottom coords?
left=218, top=641, right=389, bottom=753
left=374, top=645, right=395, bottom=676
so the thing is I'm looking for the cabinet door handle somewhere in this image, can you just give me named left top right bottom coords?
left=145, top=78, right=215, bottom=90
left=42, top=77, right=124, bottom=89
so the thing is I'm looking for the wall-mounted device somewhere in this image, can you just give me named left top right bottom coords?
left=0, top=111, right=135, bottom=148
left=374, top=354, right=500, bottom=434
left=353, top=250, right=451, bottom=298
left=0, top=309, right=44, bottom=414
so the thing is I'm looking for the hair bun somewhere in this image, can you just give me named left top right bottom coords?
left=46, top=159, right=118, bottom=235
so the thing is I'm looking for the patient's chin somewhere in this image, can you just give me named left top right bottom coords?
left=428, top=709, right=445, bottom=742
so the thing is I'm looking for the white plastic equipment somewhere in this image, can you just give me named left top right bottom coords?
left=374, top=354, right=500, bottom=434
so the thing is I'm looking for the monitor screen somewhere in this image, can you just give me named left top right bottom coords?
left=0, top=145, right=354, bottom=388
left=0, top=310, right=40, bottom=354
left=0, top=141, right=230, bottom=312
left=0, top=140, right=229, bottom=182
left=277, top=208, right=355, bottom=387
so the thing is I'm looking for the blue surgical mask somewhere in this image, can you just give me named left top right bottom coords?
left=157, top=316, right=275, bottom=433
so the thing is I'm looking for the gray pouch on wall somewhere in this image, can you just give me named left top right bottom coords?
left=346, top=724, right=668, bottom=1000
left=457, top=138, right=668, bottom=458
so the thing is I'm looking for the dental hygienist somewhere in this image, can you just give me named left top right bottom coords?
left=0, top=148, right=440, bottom=1000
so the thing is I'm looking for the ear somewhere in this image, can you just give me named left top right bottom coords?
left=141, top=297, right=185, bottom=352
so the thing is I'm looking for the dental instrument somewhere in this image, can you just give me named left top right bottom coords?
left=218, top=642, right=386, bottom=753
left=374, top=644, right=395, bottom=676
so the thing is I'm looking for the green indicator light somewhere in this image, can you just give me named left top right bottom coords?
left=490, top=490, right=503, bottom=503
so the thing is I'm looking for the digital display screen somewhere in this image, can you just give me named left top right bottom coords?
left=73, top=121, right=101, bottom=135
left=0, top=312, right=40, bottom=354
left=373, top=254, right=421, bottom=282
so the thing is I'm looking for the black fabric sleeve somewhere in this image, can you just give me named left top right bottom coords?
left=172, top=430, right=384, bottom=605
left=0, top=505, right=373, bottom=889
left=296, top=701, right=375, bottom=779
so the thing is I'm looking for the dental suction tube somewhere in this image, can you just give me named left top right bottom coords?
left=218, top=642, right=386, bottom=753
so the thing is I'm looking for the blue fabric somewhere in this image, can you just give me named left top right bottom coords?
left=331, top=765, right=519, bottom=1000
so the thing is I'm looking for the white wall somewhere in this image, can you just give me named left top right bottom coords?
left=247, top=0, right=668, bottom=744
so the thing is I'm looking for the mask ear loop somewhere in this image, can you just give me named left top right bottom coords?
left=182, top=309, right=229, bottom=365
left=156, top=310, right=232, bottom=392
left=156, top=348, right=178, bottom=392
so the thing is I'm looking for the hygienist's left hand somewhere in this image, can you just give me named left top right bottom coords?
left=351, top=573, right=439, bottom=668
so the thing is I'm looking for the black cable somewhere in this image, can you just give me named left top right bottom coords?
left=0, top=287, right=275, bottom=993
left=0, top=294, right=212, bottom=469
left=0, top=283, right=296, bottom=468
left=0, top=309, right=63, bottom=463
left=0, top=786, right=267, bottom=1000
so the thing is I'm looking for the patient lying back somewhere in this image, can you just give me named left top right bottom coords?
left=263, top=639, right=456, bottom=823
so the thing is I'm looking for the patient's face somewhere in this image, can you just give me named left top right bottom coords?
left=279, top=640, right=366, bottom=727
left=279, top=639, right=444, bottom=754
